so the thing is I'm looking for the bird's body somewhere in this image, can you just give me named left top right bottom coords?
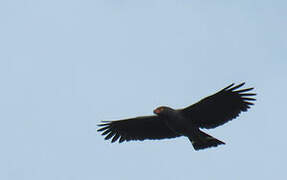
left=153, top=106, right=225, bottom=149
left=155, top=107, right=196, bottom=136
left=98, top=83, right=256, bottom=150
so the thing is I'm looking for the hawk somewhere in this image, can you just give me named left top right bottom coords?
left=98, top=83, right=256, bottom=150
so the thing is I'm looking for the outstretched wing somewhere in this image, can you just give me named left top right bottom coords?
left=180, top=83, right=256, bottom=129
left=98, top=115, right=180, bottom=143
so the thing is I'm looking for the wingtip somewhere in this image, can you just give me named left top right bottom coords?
left=235, top=87, right=254, bottom=93
left=97, top=121, right=111, bottom=126
left=222, top=83, right=235, bottom=91
left=97, top=126, right=109, bottom=132
left=223, top=82, right=250, bottom=91
left=229, top=82, right=246, bottom=91
left=245, top=101, right=254, bottom=106
left=101, top=120, right=111, bottom=123
left=238, top=82, right=246, bottom=86
left=242, top=97, right=256, bottom=101
left=241, top=93, right=257, bottom=96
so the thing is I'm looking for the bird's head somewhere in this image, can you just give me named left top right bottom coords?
left=153, top=106, right=174, bottom=115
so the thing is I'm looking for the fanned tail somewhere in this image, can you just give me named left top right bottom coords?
left=189, top=130, right=225, bottom=151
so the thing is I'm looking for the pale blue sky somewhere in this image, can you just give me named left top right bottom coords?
left=0, top=0, right=287, bottom=180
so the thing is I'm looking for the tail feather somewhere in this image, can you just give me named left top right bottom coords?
left=189, top=130, right=225, bottom=151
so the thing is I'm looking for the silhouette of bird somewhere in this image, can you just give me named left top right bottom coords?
left=98, top=82, right=256, bottom=150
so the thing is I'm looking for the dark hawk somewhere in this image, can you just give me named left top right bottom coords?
left=98, top=82, right=256, bottom=150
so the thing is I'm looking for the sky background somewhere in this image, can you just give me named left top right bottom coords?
left=0, top=0, right=287, bottom=180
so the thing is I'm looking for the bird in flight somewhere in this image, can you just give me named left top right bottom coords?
left=98, top=82, right=256, bottom=150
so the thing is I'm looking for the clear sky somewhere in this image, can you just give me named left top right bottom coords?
left=0, top=0, right=286, bottom=180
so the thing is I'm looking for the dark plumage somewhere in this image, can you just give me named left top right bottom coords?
left=98, top=82, right=256, bottom=150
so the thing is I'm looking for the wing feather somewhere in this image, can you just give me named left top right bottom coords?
left=181, top=83, right=256, bottom=129
left=98, top=115, right=180, bottom=143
